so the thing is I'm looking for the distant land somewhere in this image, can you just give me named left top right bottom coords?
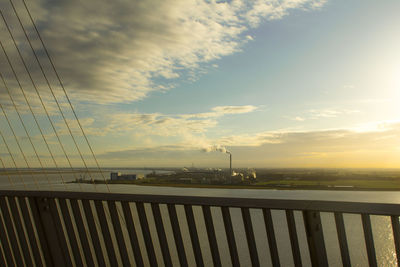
left=70, top=167, right=400, bottom=191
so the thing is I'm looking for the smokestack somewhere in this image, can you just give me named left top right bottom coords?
left=202, top=145, right=232, bottom=175
left=230, top=153, right=232, bottom=176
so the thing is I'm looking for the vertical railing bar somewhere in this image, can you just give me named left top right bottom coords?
left=28, top=198, right=54, bottom=266
left=0, top=240, right=6, bottom=267
left=184, top=204, right=204, bottom=267
left=362, top=214, right=377, bottom=267
left=286, top=210, right=302, bottom=267
left=82, top=199, right=106, bottom=267
left=135, top=202, right=158, bottom=267
left=7, top=197, right=33, bottom=266
left=242, top=207, right=260, bottom=267
left=151, top=203, right=173, bottom=267
left=94, top=200, right=118, bottom=266
left=47, top=198, right=73, bottom=267
left=18, top=197, right=44, bottom=266
left=221, top=206, right=240, bottom=267
left=303, top=211, right=328, bottom=267
left=202, top=205, right=222, bottom=267
left=121, top=201, right=144, bottom=267
left=58, top=198, right=84, bottom=266
left=184, top=205, right=204, bottom=267
left=334, top=212, right=351, bottom=267
left=168, top=204, right=188, bottom=267
left=263, top=208, right=280, bottom=267
left=70, top=199, right=95, bottom=267
left=0, top=196, right=24, bottom=266
left=391, top=216, right=400, bottom=266
left=0, top=206, right=15, bottom=266
left=31, top=197, right=67, bottom=267
left=108, top=201, right=131, bottom=266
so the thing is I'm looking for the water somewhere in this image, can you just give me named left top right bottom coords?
left=1, top=172, right=399, bottom=266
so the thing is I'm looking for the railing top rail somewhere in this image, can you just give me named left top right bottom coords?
left=0, top=190, right=399, bottom=216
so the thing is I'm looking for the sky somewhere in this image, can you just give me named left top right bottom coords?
left=0, top=0, right=400, bottom=168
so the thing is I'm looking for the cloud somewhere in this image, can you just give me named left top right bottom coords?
left=0, top=0, right=326, bottom=104
left=65, top=105, right=258, bottom=138
left=308, top=109, right=341, bottom=118
left=94, top=121, right=400, bottom=167
left=308, top=108, right=360, bottom=118
left=284, top=108, right=360, bottom=122
left=244, top=0, right=326, bottom=26
left=211, top=105, right=257, bottom=114
left=215, top=121, right=400, bottom=148
left=285, top=116, right=305, bottom=121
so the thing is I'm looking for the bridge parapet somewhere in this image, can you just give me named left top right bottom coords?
left=0, top=190, right=399, bottom=266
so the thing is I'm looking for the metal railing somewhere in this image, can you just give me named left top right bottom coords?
left=0, top=190, right=399, bottom=266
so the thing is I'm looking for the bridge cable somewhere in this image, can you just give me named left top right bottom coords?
left=20, top=0, right=111, bottom=192
left=17, top=0, right=132, bottom=228
left=0, top=100, right=29, bottom=189
left=2, top=5, right=88, bottom=191
left=0, top=125, right=22, bottom=188
left=6, top=0, right=94, bottom=191
left=13, top=0, right=129, bottom=229
left=2, top=3, right=122, bottom=237
left=0, top=10, right=68, bottom=190
left=0, top=102, right=26, bottom=188
left=0, top=155, right=14, bottom=188
left=0, top=34, right=54, bottom=190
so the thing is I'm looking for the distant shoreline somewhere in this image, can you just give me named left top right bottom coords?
left=71, top=180, right=400, bottom=191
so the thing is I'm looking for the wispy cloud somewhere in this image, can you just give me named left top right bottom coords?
left=63, top=105, right=258, bottom=138
left=95, top=121, right=400, bottom=167
left=0, top=0, right=326, bottom=104
left=284, top=108, right=360, bottom=121
left=285, top=116, right=305, bottom=121
left=308, top=108, right=360, bottom=118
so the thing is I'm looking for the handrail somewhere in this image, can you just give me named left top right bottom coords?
left=0, top=189, right=399, bottom=215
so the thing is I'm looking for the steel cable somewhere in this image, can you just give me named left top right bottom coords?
left=0, top=38, right=51, bottom=190
left=0, top=103, right=28, bottom=189
left=20, top=0, right=111, bottom=192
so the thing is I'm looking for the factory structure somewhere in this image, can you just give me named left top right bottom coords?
left=175, top=151, right=256, bottom=184
left=107, top=149, right=256, bottom=185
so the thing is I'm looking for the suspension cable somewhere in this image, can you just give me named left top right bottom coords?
left=6, top=1, right=95, bottom=191
left=0, top=155, right=14, bottom=188
left=1, top=9, right=85, bottom=191
left=1, top=10, right=66, bottom=189
left=14, top=0, right=130, bottom=229
left=20, top=0, right=111, bottom=192
left=0, top=41, right=50, bottom=190
left=0, top=103, right=28, bottom=189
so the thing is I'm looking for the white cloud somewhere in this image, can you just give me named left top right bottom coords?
left=244, top=0, right=326, bottom=26
left=285, top=116, right=305, bottom=121
left=308, top=108, right=360, bottom=118
left=0, top=0, right=326, bottom=104
left=309, top=109, right=341, bottom=118
left=211, top=105, right=257, bottom=114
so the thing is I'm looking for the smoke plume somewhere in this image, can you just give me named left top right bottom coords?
left=202, top=145, right=230, bottom=154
